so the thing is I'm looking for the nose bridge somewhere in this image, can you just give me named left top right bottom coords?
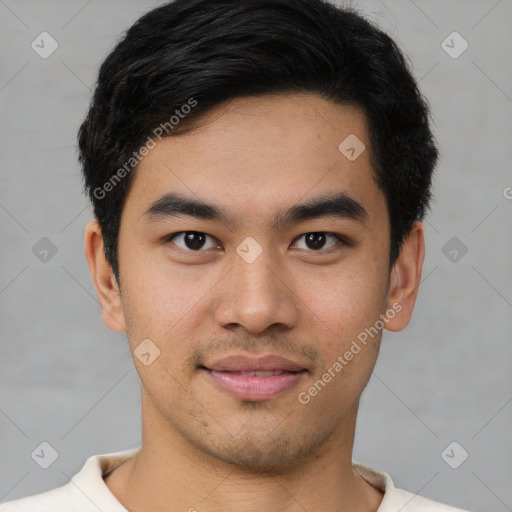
left=229, top=232, right=277, bottom=283
left=212, top=241, right=299, bottom=333
left=233, top=241, right=284, bottom=307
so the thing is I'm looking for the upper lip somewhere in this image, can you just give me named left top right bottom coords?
left=202, top=354, right=308, bottom=372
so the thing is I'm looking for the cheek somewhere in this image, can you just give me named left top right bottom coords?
left=292, top=262, right=388, bottom=406
left=297, top=281, right=383, bottom=410
left=119, top=262, right=207, bottom=394
left=295, top=260, right=388, bottom=344
left=119, top=243, right=196, bottom=328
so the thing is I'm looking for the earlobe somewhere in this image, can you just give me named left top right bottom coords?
left=384, top=221, right=425, bottom=332
left=84, top=220, right=126, bottom=333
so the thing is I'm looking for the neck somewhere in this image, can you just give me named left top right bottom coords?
left=104, top=395, right=383, bottom=512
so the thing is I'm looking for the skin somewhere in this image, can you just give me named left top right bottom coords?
left=85, top=93, right=425, bottom=512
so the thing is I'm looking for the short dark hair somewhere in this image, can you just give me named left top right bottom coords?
left=78, top=0, right=438, bottom=280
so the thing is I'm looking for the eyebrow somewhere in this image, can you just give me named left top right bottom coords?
left=144, top=191, right=367, bottom=230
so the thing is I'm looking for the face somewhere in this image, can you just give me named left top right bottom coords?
left=87, top=93, right=423, bottom=471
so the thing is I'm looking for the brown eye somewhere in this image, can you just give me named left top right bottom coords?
left=292, top=232, right=342, bottom=251
left=167, top=231, right=219, bottom=252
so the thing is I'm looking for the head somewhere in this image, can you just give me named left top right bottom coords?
left=81, top=0, right=437, bottom=471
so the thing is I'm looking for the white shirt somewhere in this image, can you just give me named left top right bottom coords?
left=0, top=446, right=470, bottom=511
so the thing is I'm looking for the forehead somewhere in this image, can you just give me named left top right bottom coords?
left=123, top=93, right=385, bottom=225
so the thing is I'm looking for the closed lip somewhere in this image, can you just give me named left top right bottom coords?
left=200, top=354, right=308, bottom=373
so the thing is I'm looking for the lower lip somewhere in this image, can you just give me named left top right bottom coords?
left=202, top=369, right=306, bottom=401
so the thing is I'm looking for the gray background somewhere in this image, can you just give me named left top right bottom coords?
left=0, top=1, right=511, bottom=510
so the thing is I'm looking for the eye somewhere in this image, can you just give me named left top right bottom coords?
left=291, top=232, right=344, bottom=251
left=166, top=231, right=220, bottom=252
left=164, top=231, right=347, bottom=255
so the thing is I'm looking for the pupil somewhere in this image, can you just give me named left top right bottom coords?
left=306, top=233, right=326, bottom=250
left=185, top=232, right=205, bottom=250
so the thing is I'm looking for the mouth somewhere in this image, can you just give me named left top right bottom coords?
left=198, top=354, right=309, bottom=401
left=212, top=369, right=300, bottom=377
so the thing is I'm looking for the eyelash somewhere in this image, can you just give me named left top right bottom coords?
left=163, top=231, right=348, bottom=255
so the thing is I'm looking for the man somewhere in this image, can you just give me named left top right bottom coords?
left=0, top=0, right=471, bottom=511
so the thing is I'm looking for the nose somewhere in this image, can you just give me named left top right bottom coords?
left=212, top=245, right=300, bottom=335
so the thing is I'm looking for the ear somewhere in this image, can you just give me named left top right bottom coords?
left=84, top=220, right=126, bottom=333
left=384, top=220, right=425, bottom=332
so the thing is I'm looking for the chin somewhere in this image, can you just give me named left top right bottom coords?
left=185, top=423, right=328, bottom=474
